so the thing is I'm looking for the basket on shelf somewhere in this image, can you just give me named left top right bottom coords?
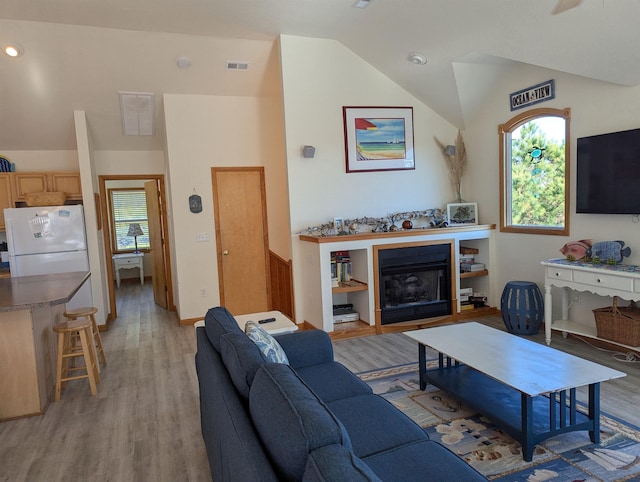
left=593, top=296, right=640, bottom=346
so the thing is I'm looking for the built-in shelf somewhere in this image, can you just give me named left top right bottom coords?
left=460, top=269, right=488, bottom=279
left=332, top=279, right=368, bottom=294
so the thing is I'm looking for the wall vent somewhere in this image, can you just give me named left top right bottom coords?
left=225, top=60, right=249, bottom=71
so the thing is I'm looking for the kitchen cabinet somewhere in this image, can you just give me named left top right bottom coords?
left=11, top=171, right=82, bottom=203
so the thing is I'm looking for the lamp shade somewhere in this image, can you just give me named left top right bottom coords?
left=127, top=223, right=144, bottom=237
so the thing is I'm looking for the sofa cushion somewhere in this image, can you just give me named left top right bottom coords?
left=302, top=444, right=382, bottom=482
left=250, top=363, right=351, bottom=482
left=245, top=321, right=289, bottom=364
left=362, top=439, right=487, bottom=482
left=204, top=306, right=243, bottom=352
left=327, top=394, right=429, bottom=459
left=220, top=331, right=267, bottom=400
left=295, top=362, right=372, bottom=402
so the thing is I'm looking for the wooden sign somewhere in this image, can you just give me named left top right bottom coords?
left=510, top=80, right=555, bottom=111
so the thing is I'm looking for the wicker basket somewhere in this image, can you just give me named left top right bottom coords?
left=25, top=191, right=67, bottom=206
left=593, top=296, right=640, bottom=346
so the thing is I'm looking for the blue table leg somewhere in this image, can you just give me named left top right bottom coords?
left=521, top=393, right=534, bottom=462
left=589, top=383, right=600, bottom=443
left=418, top=344, right=427, bottom=390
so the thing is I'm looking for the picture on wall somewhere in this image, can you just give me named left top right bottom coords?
left=447, top=202, right=478, bottom=226
left=343, top=106, right=415, bottom=173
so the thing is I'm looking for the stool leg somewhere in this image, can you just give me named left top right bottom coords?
left=90, top=314, right=107, bottom=367
left=55, top=331, right=66, bottom=402
left=79, top=327, right=98, bottom=396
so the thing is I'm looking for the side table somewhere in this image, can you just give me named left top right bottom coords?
left=112, top=253, right=144, bottom=288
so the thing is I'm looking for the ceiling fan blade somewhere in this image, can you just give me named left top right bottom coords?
left=551, top=0, right=583, bottom=15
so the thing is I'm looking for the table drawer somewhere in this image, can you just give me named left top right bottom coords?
left=118, top=258, right=139, bottom=266
left=573, top=270, right=634, bottom=292
left=546, top=266, right=573, bottom=282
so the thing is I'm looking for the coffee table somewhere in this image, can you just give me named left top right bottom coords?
left=404, top=322, right=626, bottom=461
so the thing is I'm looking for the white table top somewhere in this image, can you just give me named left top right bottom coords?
left=194, top=310, right=298, bottom=335
left=112, top=252, right=144, bottom=259
left=404, top=322, right=625, bottom=396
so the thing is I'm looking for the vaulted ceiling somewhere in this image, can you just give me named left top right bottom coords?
left=1, top=0, right=638, bottom=151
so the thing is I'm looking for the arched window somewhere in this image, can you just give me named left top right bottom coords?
left=499, top=107, right=571, bottom=235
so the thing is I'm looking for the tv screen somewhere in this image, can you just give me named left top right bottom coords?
left=576, top=128, right=640, bottom=214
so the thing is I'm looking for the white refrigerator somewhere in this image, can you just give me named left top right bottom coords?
left=5, top=205, right=92, bottom=310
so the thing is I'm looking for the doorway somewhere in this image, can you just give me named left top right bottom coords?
left=99, top=175, right=174, bottom=321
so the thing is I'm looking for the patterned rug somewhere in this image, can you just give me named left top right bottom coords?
left=358, top=363, right=640, bottom=481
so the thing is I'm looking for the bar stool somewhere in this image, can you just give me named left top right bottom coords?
left=63, top=307, right=107, bottom=368
left=53, top=318, right=100, bottom=401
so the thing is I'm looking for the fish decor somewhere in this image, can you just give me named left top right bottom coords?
left=588, top=240, right=631, bottom=263
left=559, top=239, right=592, bottom=260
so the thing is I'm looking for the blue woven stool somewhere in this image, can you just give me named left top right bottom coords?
left=500, top=281, right=544, bottom=335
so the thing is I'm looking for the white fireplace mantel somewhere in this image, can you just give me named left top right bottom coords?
left=297, top=224, right=496, bottom=334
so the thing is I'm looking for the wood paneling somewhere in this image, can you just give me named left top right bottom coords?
left=268, top=250, right=294, bottom=321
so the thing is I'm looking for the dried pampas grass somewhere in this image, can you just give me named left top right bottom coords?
left=434, top=130, right=468, bottom=202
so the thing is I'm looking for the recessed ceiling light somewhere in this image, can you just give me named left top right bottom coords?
left=353, top=0, right=371, bottom=8
left=407, top=52, right=427, bottom=65
left=3, top=44, right=23, bottom=58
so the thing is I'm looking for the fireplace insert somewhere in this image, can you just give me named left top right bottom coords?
left=377, top=243, right=452, bottom=325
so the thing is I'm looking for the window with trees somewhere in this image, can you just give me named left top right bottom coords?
left=110, top=188, right=150, bottom=252
left=499, top=107, right=571, bottom=235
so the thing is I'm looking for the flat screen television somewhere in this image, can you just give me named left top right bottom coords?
left=576, top=127, right=640, bottom=214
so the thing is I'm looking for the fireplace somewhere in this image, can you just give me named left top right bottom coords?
left=377, top=243, right=452, bottom=325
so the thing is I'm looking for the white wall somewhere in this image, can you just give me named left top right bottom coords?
left=463, top=62, right=640, bottom=327
left=278, top=35, right=459, bottom=324
left=163, top=94, right=288, bottom=321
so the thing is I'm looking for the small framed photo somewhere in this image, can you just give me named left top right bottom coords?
left=447, top=203, right=478, bottom=226
left=333, top=217, right=344, bottom=235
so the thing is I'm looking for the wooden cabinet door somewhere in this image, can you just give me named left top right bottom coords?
left=11, top=173, right=48, bottom=202
left=0, top=174, right=13, bottom=230
left=49, top=172, right=82, bottom=199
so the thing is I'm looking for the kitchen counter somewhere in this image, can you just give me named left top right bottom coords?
left=0, top=271, right=91, bottom=421
left=0, top=271, right=90, bottom=312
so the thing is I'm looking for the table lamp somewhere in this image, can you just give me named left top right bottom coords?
left=127, top=223, right=144, bottom=253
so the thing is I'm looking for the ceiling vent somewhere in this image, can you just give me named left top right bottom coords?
left=225, top=60, right=249, bottom=71
left=119, top=92, right=155, bottom=136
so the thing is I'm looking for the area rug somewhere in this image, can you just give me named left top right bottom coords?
left=358, top=363, right=640, bottom=481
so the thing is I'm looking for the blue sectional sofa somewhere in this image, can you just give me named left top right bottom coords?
left=195, top=307, right=487, bottom=481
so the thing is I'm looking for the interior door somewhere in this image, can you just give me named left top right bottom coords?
left=145, top=180, right=168, bottom=309
left=212, top=167, right=270, bottom=315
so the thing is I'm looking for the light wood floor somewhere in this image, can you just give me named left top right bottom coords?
left=1, top=283, right=638, bottom=481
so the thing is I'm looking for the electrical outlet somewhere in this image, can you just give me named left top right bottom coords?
left=196, top=233, right=210, bottom=242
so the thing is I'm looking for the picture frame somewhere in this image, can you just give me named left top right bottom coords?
left=447, top=202, right=478, bottom=226
left=343, top=106, right=415, bottom=173
left=333, top=217, right=344, bottom=235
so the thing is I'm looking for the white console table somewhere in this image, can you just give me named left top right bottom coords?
left=541, top=258, right=640, bottom=349
left=113, top=253, right=144, bottom=288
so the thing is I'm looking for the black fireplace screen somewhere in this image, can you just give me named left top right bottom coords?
left=378, top=244, right=451, bottom=325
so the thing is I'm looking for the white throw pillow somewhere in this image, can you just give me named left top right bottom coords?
left=245, top=321, right=289, bottom=364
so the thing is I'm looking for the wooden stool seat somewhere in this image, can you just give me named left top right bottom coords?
left=63, top=307, right=106, bottom=368
left=53, top=318, right=100, bottom=401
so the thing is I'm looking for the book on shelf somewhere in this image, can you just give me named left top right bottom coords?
left=460, top=263, right=485, bottom=272
left=331, top=250, right=352, bottom=283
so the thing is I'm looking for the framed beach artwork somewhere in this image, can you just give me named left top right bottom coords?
left=343, top=106, right=415, bottom=173
left=447, top=202, right=478, bottom=226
